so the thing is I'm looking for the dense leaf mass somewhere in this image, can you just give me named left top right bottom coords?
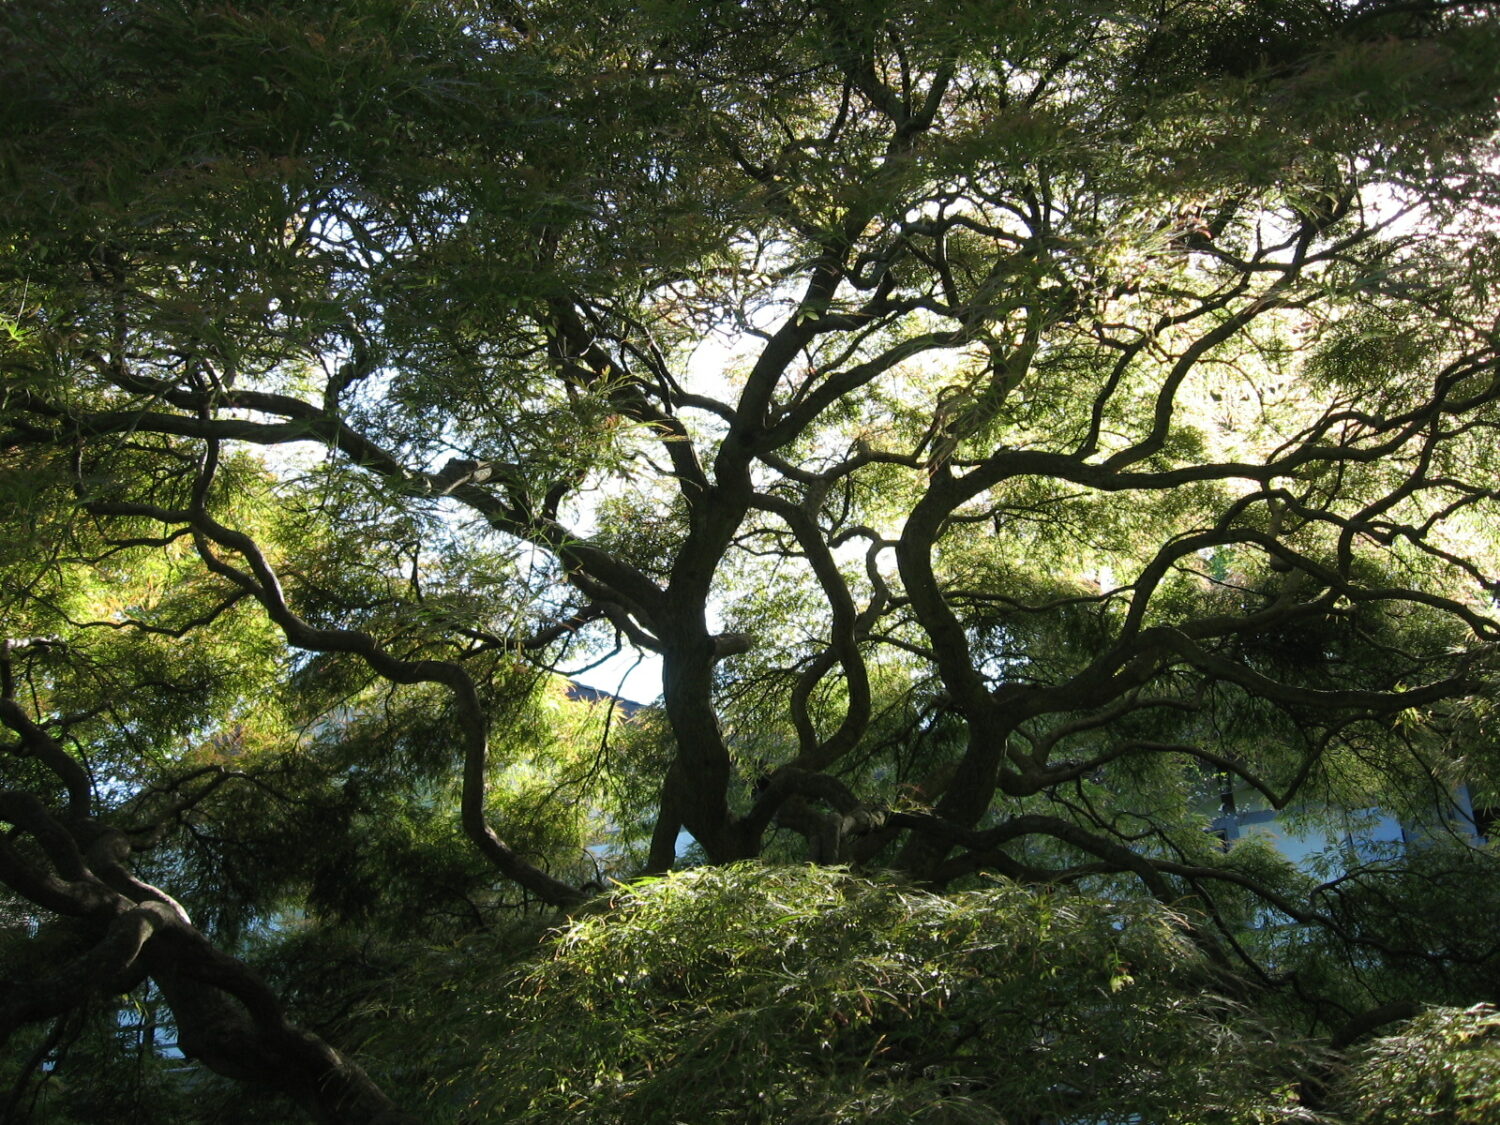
left=393, top=865, right=1304, bottom=1124
left=3, top=0, right=1500, bottom=1119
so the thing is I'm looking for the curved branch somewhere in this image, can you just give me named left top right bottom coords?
left=749, top=492, right=874, bottom=768
left=85, top=491, right=586, bottom=909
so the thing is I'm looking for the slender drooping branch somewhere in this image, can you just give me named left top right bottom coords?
left=85, top=461, right=587, bottom=909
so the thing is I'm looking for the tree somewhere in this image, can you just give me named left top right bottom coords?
left=4, top=0, right=1500, bottom=1119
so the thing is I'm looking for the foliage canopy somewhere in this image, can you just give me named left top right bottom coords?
left=4, top=0, right=1500, bottom=1119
